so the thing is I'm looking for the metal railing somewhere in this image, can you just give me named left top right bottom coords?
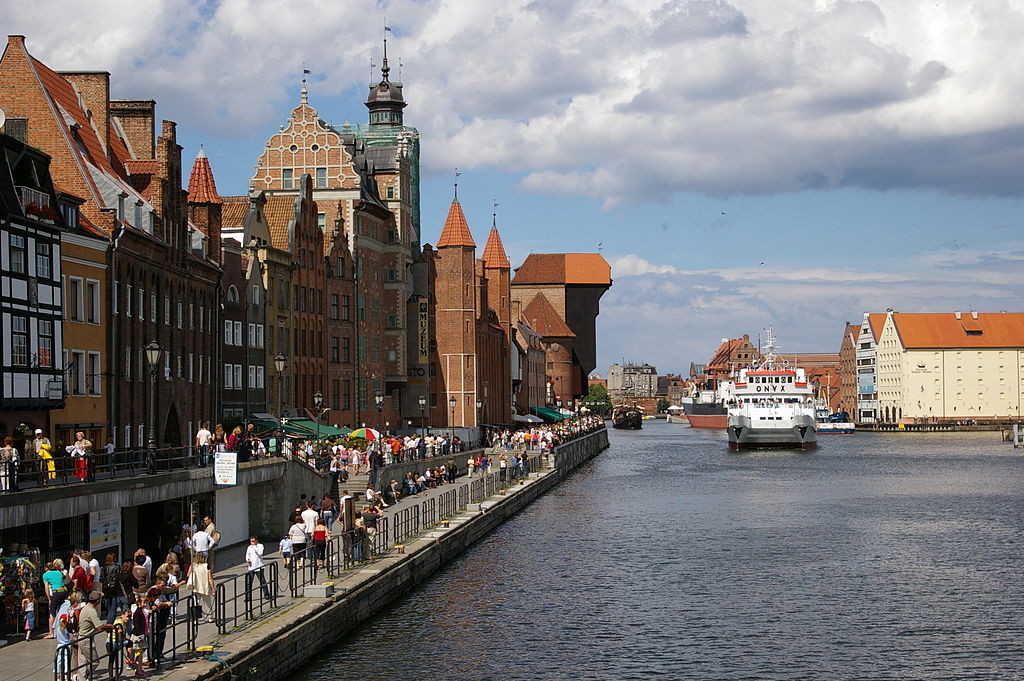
left=147, top=595, right=198, bottom=670
left=4, top=445, right=195, bottom=493
left=215, top=563, right=279, bottom=634
left=54, top=622, right=125, bottom=681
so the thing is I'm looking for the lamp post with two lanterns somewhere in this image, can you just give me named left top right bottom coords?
left=418, top=393, right=427, bottom=438
left=144, top=341, right=163, bottom=474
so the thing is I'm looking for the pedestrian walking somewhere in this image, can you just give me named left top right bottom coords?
left=184, top=553, right=214, bottom=623
left=244, top=536, right=273, bottom=607
left=194, top=422, right=213, bottom=467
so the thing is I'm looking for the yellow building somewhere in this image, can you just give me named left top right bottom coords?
left=50, top=208, right=110, bottom=448
left=876, top=310, right=1024, bottom=423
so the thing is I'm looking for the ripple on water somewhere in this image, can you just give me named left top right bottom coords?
left=294, top=425, right=1024, bottom=681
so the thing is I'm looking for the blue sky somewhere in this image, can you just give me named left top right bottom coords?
left=7, top=0, right=1024, bottom=376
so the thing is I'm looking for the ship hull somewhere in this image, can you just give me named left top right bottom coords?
left=817, top=422, right=855, bottom=434
left=681, top=399, right=728, bottom=429
left=727, top=415, right=818, bottom=451
left=666, top=413, right=688, bottom=424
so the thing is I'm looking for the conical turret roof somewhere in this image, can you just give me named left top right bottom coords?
left=187, top=147, right=222, bottom=204
left=482, top=226, right=510, bottom=268
left=436, top=199, right=476, bottom=248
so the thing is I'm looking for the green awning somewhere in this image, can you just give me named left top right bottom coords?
left=249, top=419, right=316, bottom=438
left=286, top=419, right=353, bottom=438
left=530, top=406, right=566, bottom=422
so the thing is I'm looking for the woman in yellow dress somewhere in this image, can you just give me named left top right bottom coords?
left=38, top=442, right=56, bottom=484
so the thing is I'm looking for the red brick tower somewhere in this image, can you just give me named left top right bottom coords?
left=186, top=146, right=223, bottom=265
left=434, top=198, right=478, bottom=428
left=482, top=222, right=513, bottom=422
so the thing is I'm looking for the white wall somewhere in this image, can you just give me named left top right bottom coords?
left=215, top=484, right=249, bottom=547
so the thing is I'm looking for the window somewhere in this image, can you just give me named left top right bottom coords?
left=151, top=293, right=157, bottom=322
left=9, top=235, right=26, bottom=274
left=256, top=365, right=265, bottom=388
left=249, top=365, right=257, bottom=389
left=138, top=288, right=144, bottom=319
left=68, top=277, right=84, bottom=322
left=189, top=303, right=194, bottom=328
left=125, top=347, right=132, bottom=382
left=71, top=350, right=86, bottom=395
left=164, top=353, right=170, bottom=381
left=315, top=168, right=327, bottom=188
left=336, top=257, right=345, bottom=278
left=234, top=364, right=242, bottom=390
left=248, top=323, right=256, bottom=347
left=234, top=321, right=243, bottom=346
left=113, top=280, right=119, bottom=315
left=282, top=168, right=294, bottom=189
left=164, top=298, right=170, bottom=325
left=317, top=212, right=326, bottom=231
left=177, top=354, right=183, bottom=378
left=88, top=352, right=101, bottom=395
left=330, top=295, right=339, bottom=319
left=386, top=185, right=394, bottom=199
left=35, top=242, right=51, bottom=279
left=11, top=316, right=29, bottom=365
left=257, top=324, right=265, bottom=348
left=83, top=280, right=99, bottom=324
left=36, top=320, right=54, bottom=367
left=224, top=319, right=233, bottom=345
left=331, top=337, right=340, bottom=362
left=177, top=302, right=183, bottom=328
left=251, top=285, right=261, bottom=306
left=341, top=295, right=350, bottom=320
left=224, top=364, right=234, bottom=389
left=188, top=353, right=194, bottom=382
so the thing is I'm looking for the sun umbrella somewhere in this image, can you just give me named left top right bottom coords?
left=349, top=427, right=381, bottom=440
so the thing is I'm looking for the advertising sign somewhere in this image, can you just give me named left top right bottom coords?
left=214, top=451, right=238, bottom=485
left=418, top=300, right=429, bottom=363
left=89, top=509, right=121, bottom=551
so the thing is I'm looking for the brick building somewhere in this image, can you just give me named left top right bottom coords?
left=0, top=36, right=221, bottom=448
left=837, top=322, right=860, bottom=418
left=247, top=72, right=415, bottom=429
left=510, top=253, right=612, bottom=405
left=417, top=198, right=512, bottom=429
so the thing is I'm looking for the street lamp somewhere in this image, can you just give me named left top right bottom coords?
left=476, top=397, right=484, bottom=448
left=274, top=354, right=286, bottom=423
left=313, top=391, right=323, bottom=444
left=449, top=395, right=457, bottom=440
left=144, top=341, right=162, bottom=474
left=418, top=393, right=427, bottom=438
left=374, top=390, right=384, bottom=435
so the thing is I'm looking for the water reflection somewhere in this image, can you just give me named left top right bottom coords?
left=294, top=423, right=1024, bottom=680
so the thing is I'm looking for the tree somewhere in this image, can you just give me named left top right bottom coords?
left=584, top=383, right=612, bottom=415
left=656, top=398, right=670, bottom=413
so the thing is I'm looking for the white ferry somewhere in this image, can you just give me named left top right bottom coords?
left=727, top=330, right=817, bottom=451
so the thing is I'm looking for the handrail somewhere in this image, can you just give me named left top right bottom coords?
left=53, top=621, right=125, bottom=681
left=216, top=562, right=279, bottom=633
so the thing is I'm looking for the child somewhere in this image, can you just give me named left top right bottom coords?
left=279, top=534, right=293, bottom=567
left=22, top=588, right=35, bottom=640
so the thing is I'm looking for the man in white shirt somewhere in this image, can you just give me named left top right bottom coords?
left=300, top=503, right=319, bottom=537
left=194, top=422, right=213, bottom=467
left=244, top=536, right=272, bottom=604
left=191, top=527, right=213, bottom=558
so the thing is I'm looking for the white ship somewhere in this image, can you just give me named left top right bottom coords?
left=727, top=329, right=817, bottom=451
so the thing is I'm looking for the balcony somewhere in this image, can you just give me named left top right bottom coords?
left=17, top=186, right=58, bottom=223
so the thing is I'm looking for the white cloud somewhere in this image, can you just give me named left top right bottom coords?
left=598, top=244, right=1024, bottom=373
left=7, top=0, right=1023, bottom=204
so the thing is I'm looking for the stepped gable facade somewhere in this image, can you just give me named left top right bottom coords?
left=0, top=35, right=220, bottom=448
left=511, top=253, right=612, bottom=404
left=248, top=69, right=417, bottom=429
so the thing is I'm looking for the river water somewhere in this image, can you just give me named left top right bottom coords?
left=293, top=422, right=1024, bottom=680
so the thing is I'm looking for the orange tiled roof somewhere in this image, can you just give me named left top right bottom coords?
left=512, top=253, right=611, bottom=285
left=262, top=195, right=299, bottom=251
left=221, top=196, right=248, bottom=230
left=186, top=149, right=222, bottom=204
left=436, top=199, right=476, bottom=248
left=522, top=293, right=574, bottom=338
left=867, top=313, right=885, bottom=341
left=125, top=159, right=159, bottom=175
left=481, top=227, right=510, bottom=268
left=892, top=312, right=1024, bottom=348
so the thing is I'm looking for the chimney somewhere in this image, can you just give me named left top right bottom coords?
left=59, top=71, right=111, bottom=156
left=109, top=99, right=156, bottom=158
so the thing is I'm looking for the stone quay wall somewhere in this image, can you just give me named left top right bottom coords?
left=165, top=428, right=609, bottom=681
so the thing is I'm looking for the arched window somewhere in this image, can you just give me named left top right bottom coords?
left=226, top=285, right=239, bottom=303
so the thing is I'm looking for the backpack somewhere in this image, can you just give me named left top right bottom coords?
left=102, top=565, right=118, bottom=593
left=211, top=529, right=222, bottom=546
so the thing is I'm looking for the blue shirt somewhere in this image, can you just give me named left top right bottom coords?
left=42, top=570, right=65, bottom=593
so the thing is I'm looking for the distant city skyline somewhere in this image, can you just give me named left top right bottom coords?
left=7, top=0, right=1022, bottom=375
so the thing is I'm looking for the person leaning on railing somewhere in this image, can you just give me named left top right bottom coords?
left=1, top=436, right=17, bottom=492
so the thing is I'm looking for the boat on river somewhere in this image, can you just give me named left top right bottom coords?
left=612, top=404, right=644, bottom=429
left=666, top=405, right=687, bottom=424
left=727, top=329, right=817, bottom=451
left=681, top=379, right=732, bottom=429
left=815, top=405, right=856, bottom=434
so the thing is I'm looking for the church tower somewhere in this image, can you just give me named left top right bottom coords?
left=434, top=197, right=478, bottom=428
left=365, top=38, right=407, bottom=127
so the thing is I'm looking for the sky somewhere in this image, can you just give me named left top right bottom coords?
left=6, top=0, right=1024, bottom=376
